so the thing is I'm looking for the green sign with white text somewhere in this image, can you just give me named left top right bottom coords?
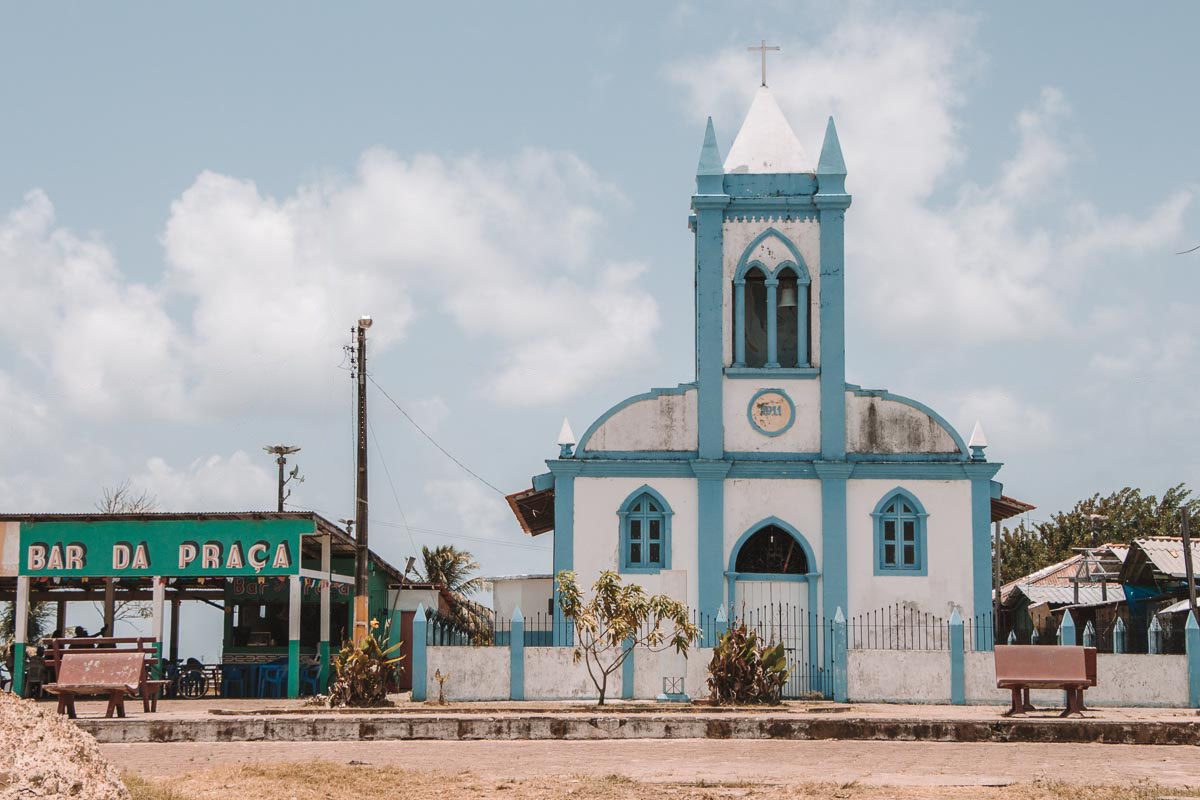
left=17, top=517, right=311, bottom=578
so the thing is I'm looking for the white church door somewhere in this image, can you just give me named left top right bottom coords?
left=730, top=522, right=820, bottom=698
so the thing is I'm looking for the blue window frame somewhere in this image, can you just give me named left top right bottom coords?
left=617, top=486, right=673, bottom=573
left=872, top=488, right=928, bottom=576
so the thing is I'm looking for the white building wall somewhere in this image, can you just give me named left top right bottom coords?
left=571, top=476, right=699, bottom=605
left=846, top=393, right=959, bottom=454
left=721, top=219, right=822, bottom=369
left=846, top=479, right=975, bottom=619
left=491, top=578, right=554, bottom=621
left=847, top=650, right=950, bottom=703
left=582, top=388, right=698, bottom=453
left=722, top=379, right=820, bottom=453
left=724, top=478, right=823, bottom=614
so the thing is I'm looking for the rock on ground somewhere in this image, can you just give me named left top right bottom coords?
left=0, top=692, right=129, bottom=799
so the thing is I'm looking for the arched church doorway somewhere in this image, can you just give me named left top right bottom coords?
left=727, top=519, right=820, bottom=698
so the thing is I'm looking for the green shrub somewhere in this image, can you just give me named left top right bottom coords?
left=328, top=620, right=402, bottom=707
left=706, top=623, right=789, bottom=705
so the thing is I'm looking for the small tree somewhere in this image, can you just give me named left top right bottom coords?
left=328, top=619, right=403, bottom=707
left=556, top=570, right=699, bottom=706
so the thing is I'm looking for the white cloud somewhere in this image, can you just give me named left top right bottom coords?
left=420, top=478, right=515, bottom=541
left=130, top=451, right=276, bottom=511
left=0, top=149, right=658, bottom=425
left=954, top=388, right=1054, bottom=457
left=0, top=191, right=190, bottom=419
left=668, top=13, right=1192, bottom=345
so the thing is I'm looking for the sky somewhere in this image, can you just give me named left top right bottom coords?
left=2, top=2, right=1198, bottom=654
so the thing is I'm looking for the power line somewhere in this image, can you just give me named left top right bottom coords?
left=368, top=375, right=506, bottom=496
left=368, top=419, right=419, bottom=558
left=284, top=502, right=548, bottom=552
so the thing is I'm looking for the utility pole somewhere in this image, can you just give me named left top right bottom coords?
left=1182, top=509, right=1198, bottom=625
left=263, top=445, right=302, bottom=512
left=353, top=316, right=372, bottom=645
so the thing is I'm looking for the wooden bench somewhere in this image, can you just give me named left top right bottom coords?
left=43, top=637, right=169, bottom=712
left=43, top=651, right=145, bottom=718
left=994, top=644, right=1097, bottom=717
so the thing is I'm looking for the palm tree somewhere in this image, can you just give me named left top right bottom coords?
left=417, top=545, right=491, bottom=642
left=417, top=545, right=484, bottom=601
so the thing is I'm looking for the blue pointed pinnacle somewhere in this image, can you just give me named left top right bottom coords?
left=817, top=116, right=846, bottom=175
left=695, top=117, right=723, bottom=194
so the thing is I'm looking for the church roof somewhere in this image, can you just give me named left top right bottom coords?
left=723, top=86, right=814, bottom=174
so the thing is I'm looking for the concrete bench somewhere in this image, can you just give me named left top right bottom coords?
left=43, top=651, right=145, bottom=718
left=994, top=644, right=1097, bottom=717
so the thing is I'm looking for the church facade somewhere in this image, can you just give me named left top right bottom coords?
left=509, top=87, right=1003, bottom=645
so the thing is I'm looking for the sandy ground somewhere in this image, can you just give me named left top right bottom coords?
left=105, top=739, right=1200, bottom=789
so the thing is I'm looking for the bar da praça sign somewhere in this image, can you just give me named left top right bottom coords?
left=17, top=517, right=311, bottom=578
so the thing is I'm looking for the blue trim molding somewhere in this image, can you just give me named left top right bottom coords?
left=616, top=485, right=674, bottom=574
left=871, top=487, right=929, bottom=576
left=725, top=367, right=819, bottom=379
left=692, top=459, right=731, bottom=629
left=965, top=461, right=1001, bottom=641
left=747, top=387, right=796, bottom=438
left=814, top=462, right=853, bottom=619
left=548, top=460, right=583, bottom=646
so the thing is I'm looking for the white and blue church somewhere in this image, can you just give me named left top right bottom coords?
left=508, top=85, right=1013, bottom=651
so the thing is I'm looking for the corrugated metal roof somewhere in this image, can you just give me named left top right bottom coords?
left=1014, top=582, right=1125, bottom=607
left=1134, top=537, right=1200, bottom=579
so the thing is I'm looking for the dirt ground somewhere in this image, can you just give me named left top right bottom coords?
left=118, top=759, right=1198, bottom=800
left=108, top=739, right=1200, bottom=799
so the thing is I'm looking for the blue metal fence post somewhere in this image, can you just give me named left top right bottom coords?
left=949, top=609, right=965, bottom=705
left=412, top=603, right=428, bottom=702
left=1186, top=611, right=1199, bottom=708
left=1057, top=609, right=1076, bottom=646
left=832, top=607, right=848, bottom=703
left=510, top=607, right=525, bottom=701
left=1112, top=617, right=1126, bottom=654
left=621, top=637, right=635, bottom=700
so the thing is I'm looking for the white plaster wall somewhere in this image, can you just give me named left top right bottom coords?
left=846, top=479, right=975, bottom=619
left=724, top=478, right=823, bottom=610
left=583, top=388, right=697, bottom=453
left=721, top=219, right=822, bottom=369
left=491, top=578, right=554, bottom=621
left=723, top=379, right=820, bottom=453
left=846, top=394, right=958, bottom=454
left=571, top=477, right=699, bottom=605
left=631, top=646, right=714, bottom=700
left=426, top=646, right=509, bottom=701
left=847, top=650, right=950, bottom=703
left=963, top=651, right=1190, bottom=707
left=389, top=588, right=440, bottom=614
left=524, top=647, right=624, bottom=700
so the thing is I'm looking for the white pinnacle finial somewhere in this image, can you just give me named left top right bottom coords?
left=557, top=418, right=576, bottom=446
left=969, top=421, right=988, bottom=449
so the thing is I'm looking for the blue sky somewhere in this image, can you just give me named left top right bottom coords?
left=2, top=2, right=1198, bottom=648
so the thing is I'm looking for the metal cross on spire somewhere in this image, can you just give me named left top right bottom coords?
left=748, top=39, right=780, bottom=87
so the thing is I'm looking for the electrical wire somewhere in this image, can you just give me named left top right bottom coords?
left=368, top=375, right=506, bottom=496
left=368, top=419, right=419, bottom=557
left=284, top=502, right=548, bottom=552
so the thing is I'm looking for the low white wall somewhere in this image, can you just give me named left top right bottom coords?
left=847, top=650, right=950, bottom=703
left=964, top=651, right=1190, bottom=707
left=427, top=646, right=509, bottom=701
left=524, top=646, right=619, bottom=700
